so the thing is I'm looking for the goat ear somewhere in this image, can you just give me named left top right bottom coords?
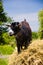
left=18, top=23, right=22, bottom=28
left=6, top=24, right=11, bottom=27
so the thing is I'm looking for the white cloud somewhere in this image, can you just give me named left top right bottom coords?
left=11, top=12, right=39, bottom=32
left=13, top=13, right=38, bottom=22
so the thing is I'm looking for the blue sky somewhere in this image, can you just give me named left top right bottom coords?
left=3, top=0, right=43, bottom=31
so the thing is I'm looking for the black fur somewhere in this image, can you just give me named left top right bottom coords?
left=9, top=20, right=32, bottom=53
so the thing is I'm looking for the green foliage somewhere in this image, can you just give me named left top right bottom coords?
left=0, top=12, right=7, bottom=22
left=0, top=32, right=5, bottom=45
left=38, top=10, right=43, bottom=39
left=38, top=10, right=43, bottom=18
left=32, top=32, right=38, bottom=39
left=0, top=1, right=7, bottom=22
left=0, top=45, right=14, bottom=55
left=0, top=26, right=7, bottom=45
left=0, top=0, right=7, bottom=44
left=7, top=17, right=14, bottom=22
left=0, top=0, right=3, bottom=13
left=0, top=1, right=15, bottom=44
left=2, top=33, right=16, bottom=46
left=38, top=30, right=43, bottom=39
left=0, top=59, right=8, bottom=65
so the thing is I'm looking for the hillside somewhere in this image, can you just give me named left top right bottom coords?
left=8, top=40, right=43, bottom=65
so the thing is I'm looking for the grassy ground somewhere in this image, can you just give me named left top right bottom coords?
left=0, top=45, right=14, bottom=65
left=0, top=58, right=8, bottom=65
left=0, top=45, right=14, bottom=55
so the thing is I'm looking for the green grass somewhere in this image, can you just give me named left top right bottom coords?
left=0, top=45, right=14, bottom=55
left=0, top=59, right=8, bottom=65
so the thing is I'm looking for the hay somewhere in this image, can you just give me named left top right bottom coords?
left=8, top=40, right=43, bottom=65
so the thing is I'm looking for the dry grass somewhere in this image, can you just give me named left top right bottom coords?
left=8, top=40, right=43, bottom=65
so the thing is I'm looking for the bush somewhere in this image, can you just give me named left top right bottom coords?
left=38, top=30, right=43, bottom=39
left=32, top=32, right=38, bottom=40
left=38, top=10, right=43, bottom=39
left=0, top=45, right=14, bottom=55
left=1, top=32, right=16, bottom=45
